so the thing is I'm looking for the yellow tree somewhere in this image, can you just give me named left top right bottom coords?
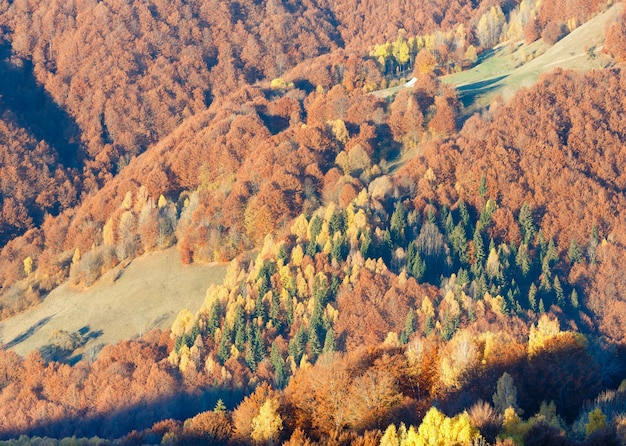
left=371, top=42, right=393, bottom=74
left=585, top=407, right=607, bottom=438
left=476, top=6, right=506, bottom=48
left=415, top=407, right=480, bottom=445
left=251, top=398, right=283, bottom=445
left=392, top=36, right=411, bottom=74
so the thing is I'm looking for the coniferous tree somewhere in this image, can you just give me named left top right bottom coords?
left=234, top=306, right=246, bottom=351
left=553, top=276, right=564, bottom=307
left=269, top=291, right=281, bottom=330
left=518, top=202, right=536, bottom=244
left=528, top=283, right=538, bottom=312
left=516, top=243, right=531, bottom=277
left=570, top=288, right=580, bottom=309
left=568, top=238, right=583, bottom=264
left=406, top=241, right=426, bottom=282
left=270, top=341, right=286, bottom=388
left=207, top=300, right=222, bottom=336
left=450, top=224, right=469, bottom=265
left=308, top=301, right=325, bottom=360
left=253, top=323, right=265, bottom=363
left=478, top=175, right=487, bottom=198
left=217, top=326, right=232, bottom=364
left=245, top=340, right=257, bottom=371
left=289, top=326, right=307, bottom=365
left=390, top=201, right=407, bottom=246
left=400, top=310, right=415, bottom=345
left=458, top=200, right=470, bottom=228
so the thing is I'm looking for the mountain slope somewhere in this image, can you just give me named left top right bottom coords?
left=0, top=248, right=227, bottom=360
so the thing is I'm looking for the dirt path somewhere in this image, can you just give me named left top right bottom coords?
left=0, top=248, right=227, bottom=360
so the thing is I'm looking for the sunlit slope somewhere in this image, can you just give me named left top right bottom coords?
left=0, top=249, right=227, bottom=360
left=444, top=3, right=623, bottom=111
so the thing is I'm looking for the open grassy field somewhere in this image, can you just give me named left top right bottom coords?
left=444, top=3, right=623, bottom=112
left=0, top=249, right=227, bottom=361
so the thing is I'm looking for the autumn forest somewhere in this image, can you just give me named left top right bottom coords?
left=0, top=0, right=625, bottom=444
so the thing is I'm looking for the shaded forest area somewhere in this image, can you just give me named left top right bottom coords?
left=0, top=0, right=625, bottom=443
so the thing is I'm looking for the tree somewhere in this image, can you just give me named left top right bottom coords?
left=518, top=202, right=535, bottom=244
left=416, top=407, right=480, bottom=445
left=270, top=341, right=286, bottom=388
left=542, top=21, right=564, bottom=45
left=516, top=243, right=531, bottom=276
left=568, top=239, right=582, bottom=264
left=528, top=283, right=538, bottom=311
left=604, top=10, right=626, bottom=62
left=323, top=328, right=336, bottom=354
left=493, top=372, right=521, bottom=415
left=390, top=201, right=407, bottom=245
left=400, top=310, right=415, bottom=345
left=472, top=228, right=485, bottom=269
left=23, top=256, right=33, bottom=276
left=349, top=368, right=402, bottom=430
left=428, top=96, right=457, bottom=136
left=251, top=398, right=283, bottom=445
left=476, top=6, right=506, bottom=48
left=414, top=49, right=437, bottom=76
left=392, top=35, right=410, bottom=74
left=585, top=407, right=607, bottom=438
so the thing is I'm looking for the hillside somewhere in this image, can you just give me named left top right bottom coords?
left=444, top=2, right=624, bottom=111
left=0, top=0, right=625, bottom=444
left=0, top=248, right=227, bottom=361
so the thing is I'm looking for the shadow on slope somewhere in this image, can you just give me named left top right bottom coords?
left=4, top=316, right=53, bottom=349
left=0, top=386, right=247, bottom=441
left=0, top=41, right=83, bottom=169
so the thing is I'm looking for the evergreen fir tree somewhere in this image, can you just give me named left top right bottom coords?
left=458, top=200, right=470, bottom=227
left=308, top=301, right=325, bottom=360
left=473, top=227, right=485, bottom=267
left=445, top=212, right=455, bottom=236
left=457, top=268, right=470, bottom=287
left=269, top=290, right=281, bottom=330
left=253, top=323, right=265, bottom=362
left=289, top=326, right=307, bottom=364
left=570, top=288, right=580, bottom=309
left=528, top=283, right=538, bottom=312
left=245, top=341, right=256, bottom=371
left=217, top=326, right=232, bottom=364
left=234, top=306, right=246, bottom=351
left=329, top=210, right=347, bottom=235
left=450, top=223, right=469, bottom=265
left=400, top=310, right=415, bottom=344
left=515, top=243, right=531, bottom=276
left=568, top=238, right=583, bottom=264
left=553, top=276, right=564, bottom=307
left=270, top=341, right=286, bottom=388
left=286, top=294, right=294, bottom=327
left=479, top=175, right=488, bottom=198
left=390, top=201, right=407, bottom=245
left=207, top=300, right=222, bottom=336
left=255, top=294, right=266, bottom=322
left=518, top=202, right=536, bottom=244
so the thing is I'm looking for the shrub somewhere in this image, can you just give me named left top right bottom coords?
left=542, top=22, right=565, bottom=45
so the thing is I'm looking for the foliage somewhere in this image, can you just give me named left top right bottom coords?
left=0, top=0, right=622, bottom=444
